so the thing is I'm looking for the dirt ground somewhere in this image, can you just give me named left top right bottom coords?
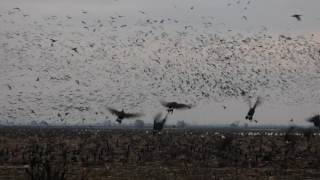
left=0, top=126, right=320, bottom=180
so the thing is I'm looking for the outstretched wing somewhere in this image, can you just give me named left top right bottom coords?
left=123, top=112, right=143, bottom=118
left=107, top=107, right=121, bottom=116
left=306, top=114, right=320, bottom=123
left=160, top=100, right=172, bottom=108
left=253, top=96, right=262, bottom=109
left=154, top=112, right=162, bottom=123
left=161, top=114, right=168, bottom=125
left=160, top=100, right=192, bottom=109
left=174, top=103, right=192, bottom=109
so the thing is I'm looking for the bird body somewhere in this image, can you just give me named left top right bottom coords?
left=246, top=108, right=255, bottom=120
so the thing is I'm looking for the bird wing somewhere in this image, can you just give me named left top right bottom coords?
left=174, top=103, right=192, bottom=109
left=107, top=108, right=121, bottom=116
left=161, top=114, right=168, bottom=125
left=123, top=112, right=143, bottom=118
left=154, top=112, right=162, bottom=122
left=306, top=117, right=313, bottom=123
left=160, top=100, right=172, bottom=108
left=253, top=96, right=262, bottom=108
left=306, top=115, right=320, bottom=123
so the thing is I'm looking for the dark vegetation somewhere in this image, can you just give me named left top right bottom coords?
left=0, top=126, right=320, bottom=179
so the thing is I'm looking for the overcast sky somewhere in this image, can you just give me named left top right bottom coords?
left=1, top=0, right=320, bottom=34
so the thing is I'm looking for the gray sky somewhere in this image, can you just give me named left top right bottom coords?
left=0, top=0, right=319, bottom=126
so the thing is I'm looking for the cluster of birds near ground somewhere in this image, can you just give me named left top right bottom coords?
left=107, top=97, right=320, bottom=134
left=107, top=100, right=192, bottom=133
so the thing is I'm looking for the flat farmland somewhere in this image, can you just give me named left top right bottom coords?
left=0, top=126, right=320, bottom=180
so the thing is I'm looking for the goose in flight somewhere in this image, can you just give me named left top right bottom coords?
left=107, top=108, right=143, bottom=124
left=291, top=14, right=302, bottom=21
left=160, top=101, right=192, bottom=114
left=245, top=96, right=262, bottom=121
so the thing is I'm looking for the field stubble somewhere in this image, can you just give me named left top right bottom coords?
left=0, top=126, right=320, bottom=179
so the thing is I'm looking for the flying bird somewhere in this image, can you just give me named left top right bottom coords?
left=306, top=114, right=320, bottom=129
left=291, top=14, right=302, bottom=21
left=71, top=47, right=79, bottom=53
left=242, top=15, right=247, bottom=20
left=153, top=112, right=168, bottom=134
left=50, top=39, right=57, bottom=47
left=160, top=101, right=192, bottom=114
left=245, top=96, right=262, bottom=121
left=107, top=108, right=143, bottom=124
left=240, top=90, right=246, bottom=96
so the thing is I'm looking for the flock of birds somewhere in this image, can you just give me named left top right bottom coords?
left=0, top=2, right=319, bottom=127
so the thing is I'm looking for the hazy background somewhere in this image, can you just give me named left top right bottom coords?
left=0, top=0, right=319, bottom=126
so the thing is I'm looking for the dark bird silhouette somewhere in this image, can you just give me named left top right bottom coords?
left=57, top=113, right=64, bottom=121
left=245, top=96, right=262, bottom=121
left=107, top=108, right=143, bottom=124
left=49, top=39, right=57, bottom=47
left=240, top=90, right=246, bottom=96
left=153, top=112, right=168, bottom=134
left=160, top=101, right=192, bottom=114
left=306, top=114, right=320, bottom=129
left=242, top=15, right=247, bottom=20
left=291, top=14, right=302, bottom=21
left=71, top=47, right=79, bottom=53
left=50, top=39, right=57, bottom=43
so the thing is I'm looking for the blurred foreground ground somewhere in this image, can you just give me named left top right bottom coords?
left=0, top=126, right=320, bottom=179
